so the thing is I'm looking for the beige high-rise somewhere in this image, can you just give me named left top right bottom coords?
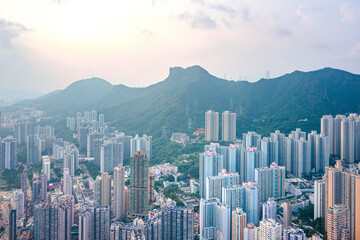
left=283, top=202, right=292, bottom=228
left=205, top=110, right=219, bottom=141
left=222, top=111, right=236, bottom=142
left=114, top=165, right=125, bottom=220
left=326, top=204, right=350, bottom=240
left=101, top=172, right=111, bottom=206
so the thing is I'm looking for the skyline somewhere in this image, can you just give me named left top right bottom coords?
left=0, top=0, right=359, bottom=92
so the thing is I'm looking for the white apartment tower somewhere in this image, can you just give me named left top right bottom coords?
left=222, top=111, right=236, bottom=142
left=205, top=110, right=219, bottom=141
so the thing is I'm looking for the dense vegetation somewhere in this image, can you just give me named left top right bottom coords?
left=84, top=161, right=101, bottom=179
left=294, top=204, right=325, bottom=238
left=163, top=184, right=185, bottom=206
left=18, top=66, right=360, bottom=137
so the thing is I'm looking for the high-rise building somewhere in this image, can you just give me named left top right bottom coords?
left=308, top=131, right=330, bottom=172
left=341, top=117, right=355, bottom=162
left=283, top=202, right=292, bottom=229
left=149, top=206, right=195, bottom=240
left=32, top=175, right=40, bottom=203
left=63, top=168, right=72, bottom=195
left=255, top=162, right=285, bottom=203
left=258, top=137, right=279, bottom=167
left=66, top=117, right=76, bottom=130
left=78, top=125, right=91, bottom=152
left=129, top=151, right=149, bottom=218
left=242, top=131, right=261, bottom=148
left=42, top=155, right=51, bottom=180
left=114, top=165, right=125, bottom=220
left=9, top=209, right=16, bottom=240
left=326, top=204, right=350, bottom=240
left=243, top=182, right=259, bottom=226
left=94, top=138, right=105, bottom=167
left=325, top=164, right=360, bottom=239
left=27, top=134, right=41, bottom=165
left=262, top=199, right=277, bottom=221
left=295, top=137, right=311, bottom=177
left=200, top=198, right=230, bottom=240
left=259, top=218, right=282, bottom=240
left=94, top=172, right=111, bottom=206
left=0, top=136, right=17, bottom=170
left=270, top=130, right=286, bottom=166
left=222, top=111, right=236, bottom=142
left=205, top=110, right=219, bottom=141
left=245, top=147, right=261, bottom=182
left=79, top=208, right=94, bottom=240
left=283, top=227, right=306, bottom=240
left=40, top=173, right=47, bottom=201
left=34, top=202, right=72, bottom=240
left=124, top=186, right=130, bottom=215
left=99, top=114, right=105, bottom=128
left=79, top=206, right=110, bottom=240
left=199, top=150, right=224, bottom=198
left=206, top=169, right=239, bottom=200
left=87, top=132, right=102, bottom=158
left=130, top=134, right=152, bottom=160
left=63, top=147, right=79, bottom=176
left=232, top=207, right=247, bottom=240
left=244, top=223, right=256, bottom=240
left=314, top=179, right=326, bottom=219
left=149, top=174, right=155, bottom=203
left=21, top=172, right=28, bottom=195
left=204, top=143, right=243, bottom=177
left=355, top=175, right=360, bottom=240
left=222, top=182, right=259, bottom=225
left=12, top=190, right=24, bottom=217
left=100, top=140, right=123, bottom=173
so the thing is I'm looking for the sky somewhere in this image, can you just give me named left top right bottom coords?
left=0, top=0, right=359, bottom=93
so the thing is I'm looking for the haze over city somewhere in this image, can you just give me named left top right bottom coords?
left=1, top=1, right=360, bottom=240
left=1, top=0, right=360, bottom=92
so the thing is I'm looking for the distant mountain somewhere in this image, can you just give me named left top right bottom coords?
left=19, top=66, right=360, bottom=136
left=0, top=89, right=43, bottom=104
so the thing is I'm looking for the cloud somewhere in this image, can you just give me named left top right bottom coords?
left=178, top=12, right=217, bottom=29
left=210, top=4, right=237, bottom=17
left=0, top=19, right=28, bottom=49
left=349, top=42, right=360, bottom=58
left=274, top=27, right=292, bottom=37
left=241, top=7, right=250, bottom=21
left=142, top=29, right=153, bottom=40
left=340, top=3, right=354, bottom=22
left=296, top=5, right=312, bottom=23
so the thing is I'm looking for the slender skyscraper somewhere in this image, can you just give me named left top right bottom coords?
left=205, top=169, right=239, bottom=200
left=129, top=151, right=149, bottom=218
left=9, top=209, right=16, bottom=240
left=0, top=136, right=17, bottom=170
left=205, top=110, right=219, bottom=141
left=114, top=165, right=125, bottom=220
left=314, top=179, right=326, bottom=219
left=42, top=155, right=51, bottom=180
left=232, top=207, right=247, bottom=240
left=130, top=134, right=152, bottom=160
left=94, top=172, right=111, bottom=206
left=222, top=111, right=236, bottom=142
left=63, top=168, right=72, bottom=195
left=40, top=173, right=47, bottom=201
left=27, top=135, right=41, bottom=165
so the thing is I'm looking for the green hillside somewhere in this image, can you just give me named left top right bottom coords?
left=19, top=66, right=360, bottom=137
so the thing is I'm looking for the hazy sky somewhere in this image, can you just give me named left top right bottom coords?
left=0, top=0, right=359, bottom=92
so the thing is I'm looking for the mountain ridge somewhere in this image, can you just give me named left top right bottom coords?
left=16, top=66, right=360, bottom=136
